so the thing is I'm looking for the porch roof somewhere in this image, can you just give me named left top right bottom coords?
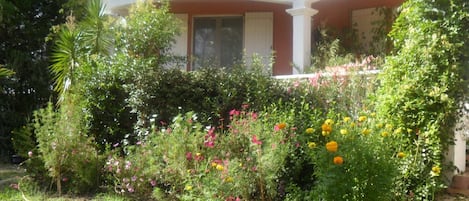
left=104, top=0, right=301, bottom=14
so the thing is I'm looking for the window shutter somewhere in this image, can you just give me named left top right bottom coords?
left=244, top=12, right=273, bottom=67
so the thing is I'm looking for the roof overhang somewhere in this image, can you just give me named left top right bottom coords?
left=103, top=0, right=295, bottom=15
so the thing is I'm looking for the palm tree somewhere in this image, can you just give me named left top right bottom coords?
left=50, top=0, right=111, bottom=101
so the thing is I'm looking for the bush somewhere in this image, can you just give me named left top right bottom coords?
left=375, top=0, right=469, bottom=199
left=309, top=114, right=397, bottom=200
left=31, top=100, right=101, bottom=195
left=106, top=109, right=296, bottom=200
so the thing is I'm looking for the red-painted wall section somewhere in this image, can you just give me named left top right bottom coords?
left=168, top=0, right=405, bottom=75
left=170, top=1, right=293, bottom=75
left=312, top=0, right=405, bottom=31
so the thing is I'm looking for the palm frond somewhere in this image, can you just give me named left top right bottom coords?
left=0, top=67, right=15, bottom=78
left=81, top=0, right=112, bottom=56
left=50, top=27, right=80, bottom=96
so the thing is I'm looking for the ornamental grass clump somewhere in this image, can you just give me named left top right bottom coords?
left=309, top=114, right=398, bottom=201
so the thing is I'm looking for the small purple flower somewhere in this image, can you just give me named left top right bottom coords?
left=150, top=180, right=156, bottom=187
left=131, top=176, right=137, bottom=181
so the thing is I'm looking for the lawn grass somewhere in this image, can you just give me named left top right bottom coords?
left=0, top=188, right=130, bottom=201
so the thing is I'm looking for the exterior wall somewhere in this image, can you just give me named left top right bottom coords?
left=170, top=1, right=293, bottom=75
left=311, top=0, right=405, bottom=31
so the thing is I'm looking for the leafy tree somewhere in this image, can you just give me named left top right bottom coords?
left=375, top=0, right=469, bottom=199
left=0, top=0, right=69, bottom=161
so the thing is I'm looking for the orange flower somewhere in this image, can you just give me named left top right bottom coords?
left=326, top=141, right=338, bottom=152
left=321, top=123, right=332, bottom=136
left=333, top=156, right=344, bottom=165
left=276, top=123, right=287, bottom=130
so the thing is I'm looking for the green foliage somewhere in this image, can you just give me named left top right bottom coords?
left=33, top=101, right=101, bottom=195
left=375, top=0, right=469, bottom=199
left=106, top=110, right=294, bottom=200
left=123, top=0, right=178, bottom=60
left=0, top=67, right=14, bottom=78
left=309, top=115, right=397, bottom=201
left=310, top=27, right=355, bottom=71
left=0, top=0, right=67, bottom=161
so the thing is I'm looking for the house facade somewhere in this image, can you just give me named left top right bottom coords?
left=104, top=0, right=404, bottom=75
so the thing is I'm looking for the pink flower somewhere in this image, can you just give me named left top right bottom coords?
left=186, top=152, right=193, bottom=161
left=131, top=176, right=137, bottom=181
left=62, top=177, right=68, bottom=182
left=204, top=127, right=216, bottom=148
left=309, top=73, right=321, bottom=87
left=274, top=125, right=280, bottom=131
left=9, top=183, right=18, bottom=190
left=293, top=80, right=300, bottom=88
left=125, top=161, right=132, bottom=170
left=150, top=180, right=156, bottom=187
left=229, top=109, right=240, bottom=117
left=127, top=185, right=134, bottom=193
left=251, top=135, right=262, bottom=145
left=28, top=151, right=33, bottom=158
left=242, top=104, right=250, bottom=109
left=251, top=112, right=258, bottom=120
left=204, top=141, right=214, bottom=148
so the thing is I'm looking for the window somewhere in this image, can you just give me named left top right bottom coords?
left=192, top=16, right=243, bottom=70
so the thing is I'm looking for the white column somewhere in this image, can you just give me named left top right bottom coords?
left=286, top=0, right=318, bottom=74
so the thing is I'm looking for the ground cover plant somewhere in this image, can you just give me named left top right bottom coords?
left=5, top=0, right=469, bottom=200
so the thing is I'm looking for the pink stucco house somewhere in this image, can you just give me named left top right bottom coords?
left=104, top=0, right=404, bottom=75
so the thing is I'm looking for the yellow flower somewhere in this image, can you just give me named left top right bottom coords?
left=343, top=117, right=351, bottom=123
left=196, top=152, right=202, bottom=157
left=333, top=156, right=344, bottom=165
left=350, top=122, right=356, bottom=128
left=185, top=185, right=193, bottom=191
left=325, top=119, right=334, bottom=125
left=361, top=128, right=371, bottom=135
left=431, top=166, right=441, bottom=176
left=385, top=124, right=393, bottom=130
left=211, top=162, right=218, bottom=167
left=326, top=141, right=338, bottom=152
left=305, top=128, right=315, bottom=134
left=308, top=142, right=317, bottom=149
left=224, top=176, right=234, bottom=183
left=340, top=129, right=348, bottom=135
left=376, top=123, right=384, bottom=128
left=407, top=128, right=413, bottom=134
left=397, top=152, right=406, bottom=158
left=381, top=131, right=389, bottom=137
left=216, top=164, right=224, bottom=171
left=358, top=116, right=367, bottom=122
left=394, top=128, right=402, bottom=134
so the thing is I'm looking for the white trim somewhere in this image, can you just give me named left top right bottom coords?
left=273, top=69, right=381, bottom=79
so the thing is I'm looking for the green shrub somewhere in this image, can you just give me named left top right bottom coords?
left=106, top=109, right=296, bottom=200
left=375, top=0, right=469, bottom=199
left=32, top=101, right=101, bottom=195
left=309, top=114, right=397, bottom=201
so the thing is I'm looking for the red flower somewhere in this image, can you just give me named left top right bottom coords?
left=252, top=135, right=262, bottom=145
left=186, top=152, right=193, bottom=161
